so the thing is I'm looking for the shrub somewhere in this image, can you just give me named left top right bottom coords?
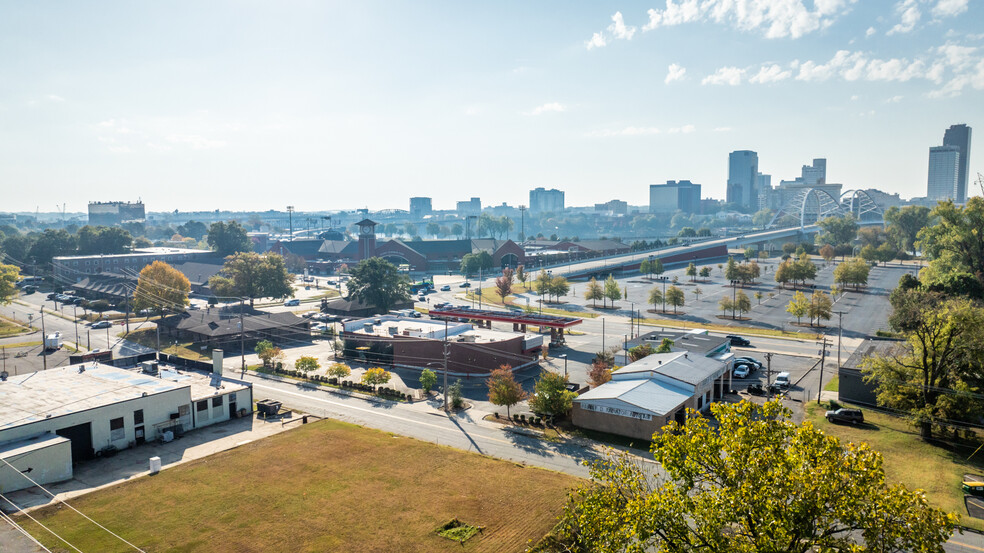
left=295, top=356, right=320, bottom=372
left=362, top=367, right=392, bottom=386
left=520, top=414, right=526, bottom=423
left=494, top=412, right=499, bottom=419
left=328, top=377, right=337, bottom=385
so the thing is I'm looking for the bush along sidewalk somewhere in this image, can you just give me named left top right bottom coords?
left=264, top=364, right=413, bottom=402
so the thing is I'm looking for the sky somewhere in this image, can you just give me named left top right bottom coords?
left=1, top=0, right=982, bottom=213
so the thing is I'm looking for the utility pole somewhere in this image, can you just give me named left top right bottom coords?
left=40, top=310, right=47, bottom=371
left=833, top=310, right=846, bottom=371
left=125, top=283, right=130, bottom=333
left=764, top=352, right=773, bottom=388
left=156, top=318, right=161, bottom=363
left=72, top=304, right=79, bottom=352
left=240, top=298, right=246, bottom=373
left=602, top=317, right=606, bottom=351
left=817, top=336, right=829, bottom=405
left=443, top=318, right=449, bottom=412
left=518, top=205, right=526, bottom=241
left=287, top=205, right=295, bottom=243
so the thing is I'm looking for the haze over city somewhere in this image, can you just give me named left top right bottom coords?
left=1, top=1, right=981, bottom=212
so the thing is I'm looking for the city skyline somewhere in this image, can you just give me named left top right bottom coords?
left=1, top=1, right=982, bottom=212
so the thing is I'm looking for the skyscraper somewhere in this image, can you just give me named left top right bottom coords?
left=529, top=187, right=565, bottom=213
left=727, top=150, right=758, bottom=209
left=942, top=124, right=972, bottom=203
left=927, top=146, right=960, bottom=201
left=801, top=158, right=826, bottom=185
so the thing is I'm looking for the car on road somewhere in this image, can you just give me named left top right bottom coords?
left=440, top=285, right=451, bottom=291
left=459, top=282, right=471, bottom=288
left=284, top=299, right=300, bottom=307
left=91, top=320, right=113, bottom=329
left=825, top=408, right=864, bottom=425
left=21, top=285, right=37, bottom=294
left=733, top=365, right=750, bottom=378
left=727, top=335, right=751, bottom=347
left=774, top=372, right=791, bottom=388
left=734, top=356, right=761, bottom=369
left=46, top=293, right=58, bottom=300
left=418, top=295, right=426, bottom=302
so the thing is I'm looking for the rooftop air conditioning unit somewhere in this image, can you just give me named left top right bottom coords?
left=387, top=326, right=399, bottom=336
left=363, top=323, right=374, bottom=332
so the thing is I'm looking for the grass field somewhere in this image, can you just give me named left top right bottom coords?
left=805, top=402, right=984, bottom=530
left=22, top=419, right=578, bottom=552
left=122, top=328, right=211, bottom=361
left=0, top=316, right=31, bottom=337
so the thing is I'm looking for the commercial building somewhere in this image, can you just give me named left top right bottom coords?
left=159, top=307, right=310, bottom=347
left=594, top=199, right=628, bottom=215
left=0, top=363, right=252, bottom=492
left=649, top=181, right=701, bottom=214
left=529, top=188, right=565, bottom=214
left=727, top=150, right=759, bottom=209
left=409, top=197, right=433, bottom=219
left=943, top=124, right=972, bottom=203
left=87, top=201, right=146, bottom=226
left=70, top=258, right=224, bottom=302
left=837, top=339, right=903, bottom=407
left=927, top=145, right=961, bottom=201
left=801, top=158, right=827, bottom=185
left=456, top=197, right=482, bottom=217
left=339, top=315, right=541, bottom=375
left=53, top=247, right=215, bottom=283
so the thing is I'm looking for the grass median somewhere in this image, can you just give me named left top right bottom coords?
left=22, top=418, right=578, bottom=552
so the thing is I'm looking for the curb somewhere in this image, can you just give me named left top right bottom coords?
left=247, top=370, right=412, bottom=404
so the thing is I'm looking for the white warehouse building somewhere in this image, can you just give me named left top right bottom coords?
left=0, top=363, right=252, bottom=493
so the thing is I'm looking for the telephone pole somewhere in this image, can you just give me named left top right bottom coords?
left=240, top=299, right=246, bottom=373
left=764, top=352, right=773, bottom=389
left=817, top=336, right=830, bottom=405
left=287, top=205, right=295, bottom=243
left=40, top=310, right=47, bottom=371
left=833, top=310, right=846, bottom=371
left=443, top=318, right=449, bottom=412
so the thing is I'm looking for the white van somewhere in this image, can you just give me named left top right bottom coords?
left=774, top=372, right=791, bottom=388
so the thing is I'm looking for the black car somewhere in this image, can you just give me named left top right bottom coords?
left=727, top=335, right=750, bottom=347
left=825, top=408, right=864, bottom=425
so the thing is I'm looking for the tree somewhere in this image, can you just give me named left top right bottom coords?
left=585, top=277, right=604, bottom=307
left=176, top=220, right=208, bottom=240
left=819, top=243, right=835, bottom=263
left=603, top=275, right=621, bottom=306
left=343, top=257, right=409, bottom=313
left=133, top=261, right=190, bottom=317
left=885, top=204, right=930, bottom=254
left=552, top=400, right=956, bottom=552
left=328, top=362, right=351, bottom=379
left=698, top=266, right=710, bottom=279
left=535, top=270, right=552, bottom=298
left=77, top=225, right=132, bottom=255
left=754, top=291, right=763, bottom=305
left=834, top=257, right=870, bottom=291
left=450, top=222, right=464, bottom=238
left=743, top=246, right=757, bottom=260
left=718, top=296, right=733, bottom=318
left=648, top=287, right=663, bottom=313
left=733, top=290, right=750, bottom=319
left=865, top=298, right=984, bottom=439
left=255, top=340, right=274, bottom=367
left=209, top=252, right=294, bottom=307
left=650, top=257, right=664, bottom=278
left=527, top=370, right=577, bottom=421
left=425, top=222, right=441, bottom=237
left=628, top=343, right=654, bottom=361
left=550, top=276, right=570, bottom=302
left=639, top=259, right=651, bottom=278
left=404, top=223, right=417, bottom=237
left=685, top=262, right=696, bottom=282
left=587, top=361, right=612, bottom=388
left=786, top=290, right=808, bottom=324
left=460, top=251, right=493, bottom=275
left=449, top=379, right=464, bottom=409
left=362, top=367, right=392, bottom=386
left=515, top=265, right=527, bottom=288
left=665, top=285, right=684, bottom=314
left=0, top=262, right=19, bottom=304
left=724, top=256, right=739, bottom=281
left=487, top=366, right=526, bottom=418
left=28, top=229, right=77, bottom=265
left=655, top=337, right=674, bottom=353
left=817, top=214, right=859, bottom=246
left=419, top=368, right=437, bottom=393
left=809, top=290, right=833, bottom=327
left=735, top=260, right=760, bottom=285
left=207, top=221, right=252, bottom=256
left=295, top=356, right=320, bottom=372
left=283, top=252, right=307, bottom=273
left=693, top=286, right=703, bottom=302
left=677, top=226, right=696, bottom=238
left=917, top=199, right=984, bottom=292
left=792, top=252, right=818, bottom=285
left=495, top=267, right=514, bottom=302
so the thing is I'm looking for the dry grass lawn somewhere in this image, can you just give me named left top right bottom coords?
left=22, top=419, right=578, bottom=552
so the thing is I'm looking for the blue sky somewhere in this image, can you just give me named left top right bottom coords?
left=1, top=1, right=981, bottom=213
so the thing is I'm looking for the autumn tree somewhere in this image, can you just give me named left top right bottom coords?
left=515, top=265, right=527, bottom=288
left=693, top=286, right=703, bottom=302
left=487, top=366, right=527, bottom=418
left=295, top=356, right=320, bottom=372
left=327, top=362, right=351, bottom=379
left=648, top=287, right=663, bottom=313
left=587, top=361, right=612, bottom=388
left=535, top=270, right=552, bottom=297
left=724, top=256, right=739, bottom=281
left=786, top=290, right=808, bottom=324
left=133, top=261, right=190, bottom=317
left=551, top=400, right=956, bottom=552
left=685, top=262, right=697, bottom=282
left=665, top=285, right=685, bottom=314
left=819, top=244, right=835, bottom=263
left=495, top=267, right=514, bottom=302
left=719, top=296, right=733, bottom=318
left=603, top=274, right=621, bottom=306
left=550, top=276, right=570, bottom=302
left=208, top=252, right=294, bottom=306
left=255, top=340, right=284, bottom=368
left=733, top=290, right=751, bottom=319
left=808, top=290, right=833, bottom=327
left=362, top=367, right=392, bottom=386
left=834, top=257, right=870, bottom=291
left=585, top=277, right=604, bottom=307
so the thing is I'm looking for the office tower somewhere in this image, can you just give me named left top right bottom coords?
left=943, top=124, right=972, bottom=203
left=927, top=146, right=960, bottom=201
left=409, top=197, right=432, bottom=219
left=727, top=150, right=759, bottom=209
left=529, top=188, right=565, bottom=213
left=650, top=181, right=701, bottom=214
left=801, top=158, right=826, bottom=185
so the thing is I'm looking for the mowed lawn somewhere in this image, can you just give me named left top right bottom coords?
left=805, top=403, right=984, bottom=530
left=22, top=420, right=579, bottom=552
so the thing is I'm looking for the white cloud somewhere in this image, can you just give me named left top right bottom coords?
left=865, top=26, right=876, bottom=37
left=933, top=0, right=968, bottom=18
left=166, top=134, right=226, bottom=150
left=45, top=94, right=65, bottom=102
left=702, top=66, right=745, bottom=86
left=643, top=0, right=855, bottom=39
left=665, top=63, right=687, bottom=83
left=887, top=0, right=920, bottom=35
left=608, top=11, right=637, bottom=40
left=667, top=124, right=696, bottom=133
left=713, top=126, right=733, bottom=132
left=749, top=64, right=792, bottom=83
left=586, top=126, right=662, bottom=137
left=525, top=102, right=566, bottom=116
left=850, top=94, right=860, bottom=100
left=585, top=32, right=607, bottom=50
left=886, top=95, right=904, bottom=103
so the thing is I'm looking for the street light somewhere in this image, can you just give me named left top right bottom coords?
left=730, top=280, right=740, bottom=319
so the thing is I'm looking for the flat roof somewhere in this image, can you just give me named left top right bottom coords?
left=615, top=351, right=727, bottom=386
left=429, top=306, right=583, bottom=328
left=0, top=433, right=70, bottom=457
left=626, top=330, right=730, bottom=355
left=576, top=379, right=691, bottom=416
left=54, top=247, right=210, bottom=261
left=349, top=317, right=527, bottom=344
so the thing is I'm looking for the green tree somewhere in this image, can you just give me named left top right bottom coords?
left=133, top=260, right=190, bottom=317
left=295, top=356, right=320, bottom=372
left=487, top=366, right=526, bottom=418
left=639, top=259, right=651, bottom=278
left=665, top=285, right=684, bottom=314
left=328, top=362, right=351, bottom=379
left=752, top=208, right=774, bottom=227
left=793, top=252, right=818, bottom=285
left=786, top=290, right=808, bottom=324
left=834, top=257, right=870, bottom=291
left=0, top=262, right=19, bottom=304
left=724, top=256, right=739, bottom=282
left=628, top=343, right=654, bottom=362
left=450, top=223, right=464, bottom=238
left=209, top=252, right=294, bottom=307
left=2, top=234, right=34, bottom=263
left=809, top=290, right=833, bottom=327
left=650, top=257, right=664, bottom=278
left=648, top=287, right=663, bottom=313
left=733, top=290, right=750, bottom=319
left=362, top=367, right=392, bottom=386
left=425, top=222, right=441, bottom=237
left=603, top=275, right=621, bottom=306
left=743, top=246, right=757, bottom=260
left=535, top=270, right=552, bottom=298
left=698, top=266, right=711, bottom=279
left=817, top=214, right=859, bottom=246
left=449, top=379, right=464, bottom=409
left=77, top=225, right=133, bottom=255
left=552, top=400, right=956, bottom=552
left=655, top=337, right=674, bottom=353
left=885, top=204, right=931, bottom=254
left=404, top=223, right=417, bottom=237
left=685, top=262, right=697, bottom=282
left=176, top=220, right=208, bottom=240
left=460, top=251, right=493, bottom=275
left=419, top=368, right=437, bottom=393
left=677, top=226, right=696, bottom=238
left=254, top=340, right=274, bottom=366
left=342, top=257, right=409, bottom=313
left=527, top=370, right=577, bottom=421
left=206, top=220, right=252, bottom=256
left=718, top=296, right=733, bottom=318
left=28, top=229, right=77, bottom=265
left=585, top=277, right=604, bottom=307
left=550, top=276, right=570, bottom=302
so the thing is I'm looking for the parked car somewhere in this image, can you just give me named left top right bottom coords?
left=418, top=295, right=427, bottom=302
left=46, top=293, right=58, bottom=300
left=91, top=320, right=113, bottom=329
left=459, top=282, right=471, bottom=288
left=440, top=285, right=451, bottom=291
left=21, top=285, right=37, bottom=294
left=727, top=335, right=751, bottom=347
left=734, top=356, right=762, bottom=370
left=774, top=372, right=791, bottom=388
left=733, top=365, right=750, bottom=379
left=825, top=408, right=864, bottom=425
left=284, top=299, right=300, bottom=307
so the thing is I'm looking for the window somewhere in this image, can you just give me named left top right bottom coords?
left=110, top=417, right=125, bottom=441
left=212, top=396, right=223, bottom=408
left=134, top=409, right=144, bottom=425
left=196, top=400, right=208, bottom=412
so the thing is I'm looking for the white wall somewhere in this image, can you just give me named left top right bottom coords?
left=0, top=436, right=73, bottom=493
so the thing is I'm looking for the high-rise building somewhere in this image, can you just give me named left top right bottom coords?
left=727, top=151, right=758, bottom=209
left=88, top=201, right=146, bottom=226
left=455, top=197, right=481, bottom=216
left=594, top=199, right=629, bottom=215
left=801, top=158, right=826, bottom=185
left=650, top=181, right=701, bottom=214
left=409, top=197, right=432, bottom=219
left=927, top=146, right=961, bottom=201
left=529, top=188, right=565, bottom=213
left=943, top=124, right=972, bottom=203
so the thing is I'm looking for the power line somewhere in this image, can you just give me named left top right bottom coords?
left=0, top=492, right=83, bottom=553
left=0, top=508, right=54, bottom=553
